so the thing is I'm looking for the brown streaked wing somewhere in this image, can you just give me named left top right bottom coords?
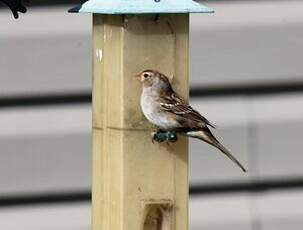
left=159, top=92, right=216, bottom=128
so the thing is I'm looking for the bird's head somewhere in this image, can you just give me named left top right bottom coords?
left=136, top=69, right=171, bottom=91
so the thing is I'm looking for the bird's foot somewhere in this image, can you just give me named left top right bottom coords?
left=151, top=130, right=178, bottom=143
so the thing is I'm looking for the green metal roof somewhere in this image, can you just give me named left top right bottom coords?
left=69, top=0, right=214, bottom=14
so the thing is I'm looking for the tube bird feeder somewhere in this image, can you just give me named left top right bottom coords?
left=69, top=1, right=213, bottom=229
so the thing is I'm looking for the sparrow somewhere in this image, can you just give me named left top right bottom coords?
left=137, top=69, right=246, bottom=172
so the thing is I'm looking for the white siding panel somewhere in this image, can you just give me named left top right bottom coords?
left=0, top=105, right=91, bottom=195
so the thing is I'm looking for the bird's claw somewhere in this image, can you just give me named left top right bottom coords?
left=151, top=131, right=178, bottom=143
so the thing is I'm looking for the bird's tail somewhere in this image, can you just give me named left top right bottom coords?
left=187, top=130, right=247, bottom=172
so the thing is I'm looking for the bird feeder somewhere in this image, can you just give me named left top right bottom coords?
left=69, top=0, right=213, bottom=229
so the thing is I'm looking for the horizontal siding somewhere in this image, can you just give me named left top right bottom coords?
left=1, top=1, right=303, bottom=95
left=0, top=105, right=91, bottom=195
left=0, top=133, right=91, bottom=195
left=2, top=190, right=303, bottom=230
left=0, top=94, right=302, bottom=194
left=0, top=1, right=303, bottom=229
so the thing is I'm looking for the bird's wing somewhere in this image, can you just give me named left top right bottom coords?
left=159, top=92, right=216, bottom=128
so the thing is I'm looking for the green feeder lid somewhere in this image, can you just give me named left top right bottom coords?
left=69, top=0, right=214, bottom=14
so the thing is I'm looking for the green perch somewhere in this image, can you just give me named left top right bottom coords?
left=152, top=131, right=178, bottom=143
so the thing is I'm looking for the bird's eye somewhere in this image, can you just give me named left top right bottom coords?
left=143, top=73, right=149, bottom=78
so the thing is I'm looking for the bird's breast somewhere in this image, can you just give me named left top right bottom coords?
left=140, top=92, right=180, bottom=130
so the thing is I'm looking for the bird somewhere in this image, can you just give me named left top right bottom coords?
left=1, top=0, right=27, bottom=19
left=137, top=69, right=247, bottom=172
